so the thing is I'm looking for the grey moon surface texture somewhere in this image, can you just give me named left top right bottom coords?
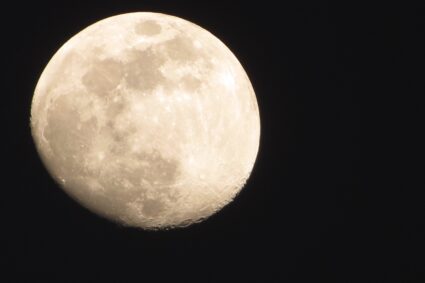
left=30, top=12, right=260, bottom=229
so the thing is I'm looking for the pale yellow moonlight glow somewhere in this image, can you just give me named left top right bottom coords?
left=31, top=12, right=260, bottom=229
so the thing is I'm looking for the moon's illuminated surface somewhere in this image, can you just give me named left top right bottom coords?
left=31, top=12, right=260, bottom=229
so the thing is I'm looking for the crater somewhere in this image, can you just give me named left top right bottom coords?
left=135, top=20, right=162, bottom=36
left=82, top=58, right=124, bottom=95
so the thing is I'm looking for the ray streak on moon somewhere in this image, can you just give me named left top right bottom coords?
left=31, top=12, right=260, bottom=229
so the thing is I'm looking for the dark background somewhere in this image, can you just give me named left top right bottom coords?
left=2, top=0, right=423, bottom=281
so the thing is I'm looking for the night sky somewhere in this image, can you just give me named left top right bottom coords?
left=3, top=0, right=423, bottom=281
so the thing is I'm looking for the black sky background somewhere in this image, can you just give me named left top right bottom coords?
left=2, top=0, right=423, bottom=281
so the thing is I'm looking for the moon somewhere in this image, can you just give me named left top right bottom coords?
left=30, top=12, right=260, bottom=229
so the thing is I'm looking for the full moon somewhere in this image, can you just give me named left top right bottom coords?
left=31, top=12, right=260, bottom=229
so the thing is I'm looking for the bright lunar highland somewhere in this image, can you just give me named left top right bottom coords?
left=31, top=12, right=260, bottom=229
